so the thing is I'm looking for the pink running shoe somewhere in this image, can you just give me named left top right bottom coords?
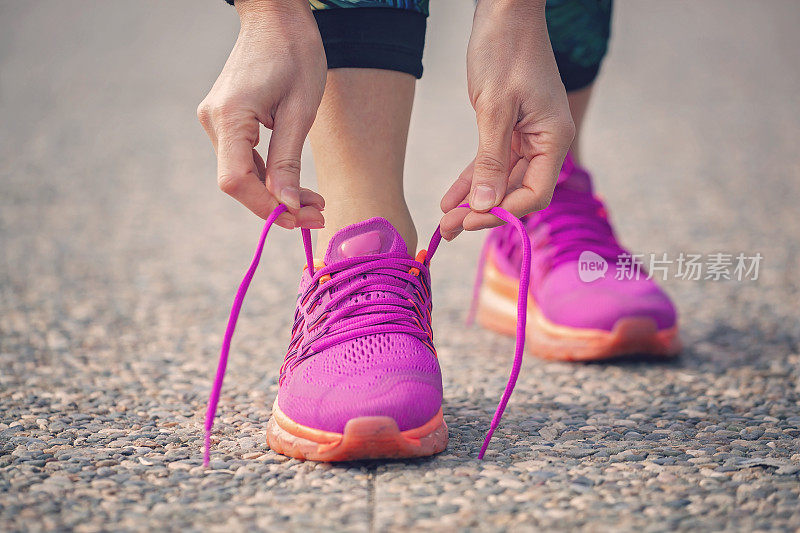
left=472, top=153, right=681, bottom=361
left=204, top=204, right=533, bottom=462
left=268, top=217, right=446, bottom=461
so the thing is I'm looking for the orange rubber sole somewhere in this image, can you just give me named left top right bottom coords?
left=476, top=253, right=682, bottom=361
left=266, top=401, right=448, bottom=462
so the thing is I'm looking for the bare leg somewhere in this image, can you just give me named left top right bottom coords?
left=566, top=84, right=593, bottom=164
left=309, top=69, right=417, bottom=254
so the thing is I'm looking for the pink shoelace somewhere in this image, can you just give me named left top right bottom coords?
left=203, top=203, right=531, bottom=465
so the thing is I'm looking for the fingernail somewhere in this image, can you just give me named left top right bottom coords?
left=471, top=185, right=496, bottom=211
left=445, top=227, right=463, bottom=241
left=304, top=219, right=324, bottom=230
left=280, top=186, right=301, bottom=210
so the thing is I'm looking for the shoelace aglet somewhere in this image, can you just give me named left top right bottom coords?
left=478, top=422, right=499, bottom=459
left=204, top=389, right=220, bottom=467
left=203, top=431, right=211, bottom=467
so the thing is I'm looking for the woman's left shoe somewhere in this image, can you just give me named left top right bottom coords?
left=472, top=153, right=681, bottom=361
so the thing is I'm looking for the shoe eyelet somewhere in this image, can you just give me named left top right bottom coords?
left=410, top=249, right=427, bottom=276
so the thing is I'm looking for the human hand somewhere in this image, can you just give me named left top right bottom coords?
left=197, top=0, right=327, bottom=229
left=440, top=0, right=575, bottom=239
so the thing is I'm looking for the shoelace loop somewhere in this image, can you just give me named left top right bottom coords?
left=203, top=203, right=530, bottom=465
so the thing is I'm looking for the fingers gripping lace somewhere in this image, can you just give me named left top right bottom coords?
left=203, top=203, right=530, bottom=465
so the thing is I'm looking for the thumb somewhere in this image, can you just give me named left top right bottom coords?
left=265, top=107, right=314, bottom=211
left=470, top=104, right=515, bottom=212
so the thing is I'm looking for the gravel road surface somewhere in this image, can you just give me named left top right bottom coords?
left=2, top=1, right=799, bottom=531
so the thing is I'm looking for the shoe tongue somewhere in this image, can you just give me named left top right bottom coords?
left=324, top=217, right=409, bottom=264
left=556, top=152, right=593, bottom=194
